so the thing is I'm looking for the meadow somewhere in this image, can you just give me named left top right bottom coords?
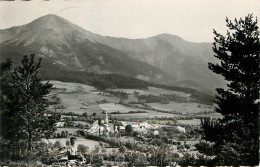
left=47, top=80, right=220, bottom=119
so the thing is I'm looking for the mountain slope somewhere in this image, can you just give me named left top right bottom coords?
left=0, top=14, right=175, bottom=85
left=89, top=34, right=225, bottom=90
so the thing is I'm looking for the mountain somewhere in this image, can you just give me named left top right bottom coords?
left=88, top=34, right=225, bottom=90
left=0, top=14, right=175, bottom=85
left=0, top=14, right=225, bottom=90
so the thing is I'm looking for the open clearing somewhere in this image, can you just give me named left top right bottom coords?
left=44, top=81, right=96, bottom=93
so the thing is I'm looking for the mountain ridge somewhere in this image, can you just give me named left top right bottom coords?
left=0, top=14, right=225, bottom=90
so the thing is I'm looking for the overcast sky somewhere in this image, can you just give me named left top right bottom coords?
left=0, top=0, right=259, bottom=42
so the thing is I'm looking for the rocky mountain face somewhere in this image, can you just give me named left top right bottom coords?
left=0, top=14, right=225, bottom=90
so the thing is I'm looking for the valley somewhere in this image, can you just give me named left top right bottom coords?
left=42, top=80, right=220, bottom=165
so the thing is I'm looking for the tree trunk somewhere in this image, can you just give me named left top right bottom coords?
left=27, top=131, right=32, bottom=151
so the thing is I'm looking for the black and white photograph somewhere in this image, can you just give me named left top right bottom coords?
left=0, top=0, right=259, bottom=166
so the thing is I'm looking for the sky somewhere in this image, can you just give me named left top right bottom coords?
left=0, top=0, right=259, bottom=42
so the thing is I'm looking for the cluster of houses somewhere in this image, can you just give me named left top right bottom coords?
left=88, top=112, right=186, bottom=135
left=55, top=111, right=186, bottom=138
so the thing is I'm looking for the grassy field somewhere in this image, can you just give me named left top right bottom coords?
left=44, top=81, right=96, bottom=93
left=47, top=81, right=120, bottom=115
left=148, top=102, right=214, bottom=114
left=108, top=86, right=190, bottom=97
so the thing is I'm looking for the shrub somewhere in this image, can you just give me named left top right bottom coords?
left=57, top=133, right=61, bottom=138
left=77, top=144, right=89, bottom=154
left=184, top=144, right=191, bottom=150
left=53, top=141, right=62, bottom=149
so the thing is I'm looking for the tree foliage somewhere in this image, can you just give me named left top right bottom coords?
left=1, top=54, right=60, bottom=155
left=125, top=124, right=133, bottom=134
left=197, top=14, right=259, bottom=165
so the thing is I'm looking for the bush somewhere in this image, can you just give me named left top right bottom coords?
left=125, top=124, right=133, bottom=134
left=61, top=131, right=66, bottom=138
left=57, top=133, right=61, bottom=138
left=77, top=144, right=89, bottom=154
left=77, top=130, right=85, bottom=136
left=118, top=146, right=127, bottom=154
left=184, top=144, right=191, bottom=150
left=53, top=141, right=63, bottom=149
left=179, top=134, right=187, bottom=140
left=177, top=145, right=185, bottom=151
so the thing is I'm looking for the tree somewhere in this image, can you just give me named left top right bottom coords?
left=0, top=58, right=12, bottom=79
left=125, top=124, right=133, bottom=134
left=61, top=131, right=66, bottom=138
left=0, top=59, right=13, bottom=136
left=198, top=14, right=259, bottom=165
left=82, top=112, right=88, bottom=118
left=1, top=54, right=60, bottom=152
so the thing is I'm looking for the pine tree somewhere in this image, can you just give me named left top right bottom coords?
left=1, top=54, right=60, bottom=152
left=197, top=14, right=259, bottom=165
left=0, top=59, right=13, bottom=141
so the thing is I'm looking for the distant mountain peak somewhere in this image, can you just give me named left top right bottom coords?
left=41, top=14, right=60, bottom=18
left=33, top=14, right=66, bottom=21
left=152, top=33, right=185, bottom=41
left=26, top=14, right=70, bottom=29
